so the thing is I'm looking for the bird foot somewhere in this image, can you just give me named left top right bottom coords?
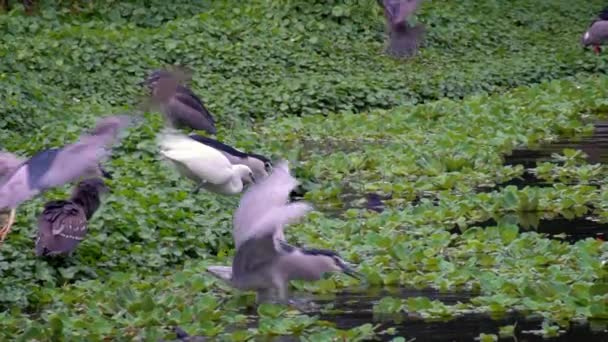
left=0, top=209, right=16, bottom=244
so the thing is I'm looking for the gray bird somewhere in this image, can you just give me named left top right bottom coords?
left=0, top=115, right=130, bottom=242
left=377, top=0, right=425, bottom=58
left=35, top=177, right=109, bottom=257
left=208, top=161, right=361, bottom=303
left=582, top=7, right=608, bottom=54
left=142, top=69, right=217, bottom=135
left=232, top=160, right=298, bottom=249
left=188, top=134, right=272, bottom=183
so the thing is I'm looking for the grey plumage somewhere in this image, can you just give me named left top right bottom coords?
left=378, top=0, right=425, bottom=58
left=0, top=115, right=129, bottom=242
left=188, top=134, right=272, bottom=182
left=143, top=69, right=217, bottom=134
left=582, top=7, right=608, bottom=54
left=232, top=160, right=297, bottom=249
left=35, top=178, right=108, bottom=257
left=208, top=160, right=361, bottom=303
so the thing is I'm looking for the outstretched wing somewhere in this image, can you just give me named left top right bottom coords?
left=233, top=160, right=301, bottom=248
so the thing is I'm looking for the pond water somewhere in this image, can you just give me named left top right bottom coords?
left=504, top=121, right=608, bottom=167
left=465, top=212, right=608, bottom=243
left=308, top=289, right=608, bottom=341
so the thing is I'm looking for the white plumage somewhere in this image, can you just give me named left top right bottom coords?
left=158, top=131, right=255, bottom=195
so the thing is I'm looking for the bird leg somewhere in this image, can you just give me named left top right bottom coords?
left=191, top=181, right=207, bottom=194
left=0, top=208, right=16, bottom=243
left=594, top=45, right=602, bottom=55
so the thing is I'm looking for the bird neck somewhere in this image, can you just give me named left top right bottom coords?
left=234, top=164, right=253, bottom=184
left=71, top=190, right=101, bottom=220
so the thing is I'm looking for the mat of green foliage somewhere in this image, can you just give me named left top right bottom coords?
left=2, top=0, right=608, bottom=340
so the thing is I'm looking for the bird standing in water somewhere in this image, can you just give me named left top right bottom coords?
left=208, top=161, right=361, bottom=303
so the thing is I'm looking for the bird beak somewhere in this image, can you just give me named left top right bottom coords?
left=99, top=166, right=113, bottom=180
left=342, top=265, right=363, bottom=280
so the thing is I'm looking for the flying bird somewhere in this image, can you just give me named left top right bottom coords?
left=142, top=69, right=217, bottom=135
left=158, top=131, right=256, bottom=195
left=232, top=160, right=297, bottom=249
left=582, top=7, right=608, bottom=54
left=35, top=178, right=109, bottom=257
left=377, top=0, right=425, bottom=58
left=208, top=161, right=361, bottom=303
left=0, top=115, right=130, bottom=242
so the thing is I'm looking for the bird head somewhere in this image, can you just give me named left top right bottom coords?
left=245, top=154, right=272, bottom=180
left=235, top=165, right=256, bottom=185
left=73, top=177, right=109, bottom=197
left=300, top=248, right=363, bottom=280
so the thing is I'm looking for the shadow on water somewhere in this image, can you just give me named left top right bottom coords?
left=504, top=121, right=608, bottom=168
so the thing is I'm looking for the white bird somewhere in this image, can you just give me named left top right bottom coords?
left=158, top=131, right=256, bottom=195
left=207, top=160, right=361, bottom=303
left=188, top=134, right=272, bottom=182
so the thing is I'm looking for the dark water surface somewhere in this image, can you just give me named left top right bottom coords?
left=504, top=121, right=608, bottom=167
left=309, top=289, right=608, bottom=341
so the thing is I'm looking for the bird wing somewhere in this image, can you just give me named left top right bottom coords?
left=234, top=199, right=313, bottom=250
left=35, top=200, right=87, bottom=256
left=0, top=164, right=39, bottom=209
left=0, top=152, right=25, bottom=181
left=382, top=0, right=421, bottom=25
left=232, top=232, right=280, bottom=277
left=159, top=133, right=234, bottom=185
left=37, top=115, right=130, bottom=190
left=233, top=160, right=299, bottom=245
left=44, top=201, right=88, bottom=239
left=167, top=94, right=217, bottom=134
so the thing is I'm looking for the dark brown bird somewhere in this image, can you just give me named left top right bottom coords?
left=377, top=0, right=425, bottom=58
left=141, top=69, right=217, bottom=135
left=35, top=178, right=108, bottom=257
left=582, top=7, right=608, bottom=54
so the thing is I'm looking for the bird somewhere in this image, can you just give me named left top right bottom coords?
left=158, top=131, right=256, bottom=195
left=582, top=7, right=608, bottom=54
left=0, top=115, right=130, bottom=242
left=141, top=69, right=217, bottom=135
left=232, top=160, right=298, bottom=249
left=188, top=134, right=272, bottom=182
left=207, top=160, right=361, bottom=303
left=377, top=0, right=425, bottom=58
left=35, top=177, right=109, bottom=257
left=172, top=327, right=207, bottom=342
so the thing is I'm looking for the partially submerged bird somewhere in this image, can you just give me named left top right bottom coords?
left=158, top=131, right=256, bottom=195
left=208, top=161, right=361, bottom=303
left=142, top=69, right=217, bottom=135
left=0, top=115, right=130, bottom=242
left=188, top=134, right=272, bottom=184
left=582, top=7, right=608, bottom=54
left=35, top=178, right=109, bottom=257
left=377, top=0, right=425, bottom=58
